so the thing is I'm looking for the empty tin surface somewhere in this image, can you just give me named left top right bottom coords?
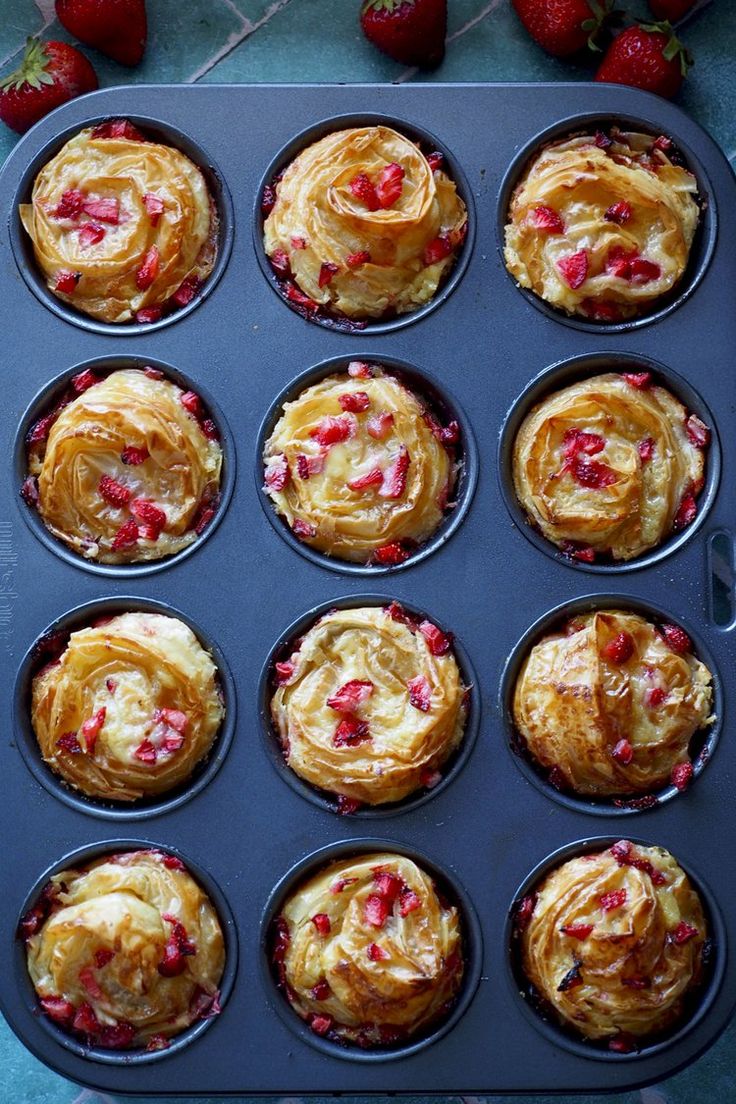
left=0, top=82, right=734, bottom=1095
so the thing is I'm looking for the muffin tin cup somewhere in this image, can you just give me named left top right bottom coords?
left=258, top=593, right=481, bottom=818
left=504, top=835, right=727, bottom=1062
left=253, top=111, right=476, bottom=334
left=259, top=836, right=483, bottom=1062
left=10, top=112, right=235, bottom=335
left=496, top=110, right=718, bottom=333
left=13, top=354, right=236, bottom=578
left=12, top=839, right=238, bottom=1064
left=255, top=353, right=479, bottom=575
left=497, top=351, right=721, bottom=574
left=13, top=595, right=237, bottom=821
left=499, top=593, right=724, bottom=817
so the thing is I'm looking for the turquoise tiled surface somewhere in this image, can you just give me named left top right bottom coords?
left=0, top=1, right=734, bottom=1102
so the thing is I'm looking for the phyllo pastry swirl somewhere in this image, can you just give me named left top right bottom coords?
left=23, top=367, right=222, bottom=564
left=512, top=371, right=708, bottom=563
left=512, top=610, right=713, bottom=797
left=273, top=852, right=463, bottom=1046
left=263, top=126, right=467, bottom=321
left=271, top=603, right=467, bottom=809
left=263, top=363, right=458, bottom=564
left=504, top=131, right=700, bottom=321
left=31, top=612, right=225, bottom=801
left=22, top=849, right=224, bottom=1050
left=517, top=840, right=708, bottom=1048
left=19, top=119, right=218, bottom=324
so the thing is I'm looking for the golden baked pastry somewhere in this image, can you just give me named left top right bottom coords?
left=263, top=126, right=467, bottom=321
left=23, top=367, right=222, bottom=564
left=518, top=840, right=707, bottom=1047
left=504, top=131, right=700, bottom=321
left=263, top=364, right=457, bottom=564
left=271, top=604, right=467, bottom=809
left=512, top=371, right=708, bottom=562
left=512, top=610, right=713, bottom=797
left=273, top=852, right=463, bottom=1045
left=31, top=611, right=225, bottom=802
left=23, top=848, right=224, bottom=1050
left=20, top=119, right=218, bottom=324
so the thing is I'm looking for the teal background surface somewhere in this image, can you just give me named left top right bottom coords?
left=0, top=0, right=734, bottom=1101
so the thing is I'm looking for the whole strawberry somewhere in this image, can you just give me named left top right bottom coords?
left=648, top=0, right=696, bottom=20
left=512, top=0, right=614, bottom=58
left=360, top=0, right=446, bottom=69
left=56, top=0, right=147, bottom=67
left=0, top=38, right=97, bottom=135
left=596, top=22, right=691, bottom=99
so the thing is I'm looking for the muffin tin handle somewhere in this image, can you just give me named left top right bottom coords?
left=708, top=531, right=735, bottom=629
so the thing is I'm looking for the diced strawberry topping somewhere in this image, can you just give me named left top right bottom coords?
left=367, top=411, right=394, bottom=439
left=630, top=257, right=661, bottom=284
left=73, top=1002, right=100, bottom=1035
left=40, top=997, right=75, bottom=1023
left=136, top=245, right=160, bottom=290
left=420, top=766, right=442, bottom=789
left=349, top=172, right=380, bottom=211
left=368, top=942, right=389, bottom=961
left=309, top=413, right=355, bottom=447
left=600, top=889, right=627, bottom=911
left=365, top=894, right=390, bottom=928
left=264, top=453, right=290, bottom=492
left=275, top=660, right=295, bottom=685
left=54, top=189, right=85, bottom=219
left=94, top=948, right=115, bottom=970
left=562, top=428, right=606, bottom=459
left=134, top=738, right=157, bottom=764
left=136, top=307, right=162, bottom=323
left=292, top=517, right=317, bottom=539
left=333, top=713, right=371, bottom=747
left=440, top=420, right=460, bottom=445
left=595, top=130, right=612, bottom=148
left=310, top=979, right=331, bottom=1000
left=57, top=731, right=82, bottom=754
left=671, top=761, right=694, bottom=792
left=685, top=414, right=710, bottom=449
left=557, top=250, right=588, bottom=289
left=180, top=390, right=203, bottom=418
left=330, top=877, right=358, bottom=894
left=673, top=492, right=697, bottom=531
left=581, top=298, right=624, bottom=322
left=78, top=223, right=106, bottom=249
left=311, top=913, right=331, bottom=936
left=346, top=250, right=371, bottom=268
left=602, top=631, right=635, bottom=664
left=423, top=235, right=453, bottom=266
left=130, top=498, right=166, bottom=535
left=571, top=456, right=616, bottom=489
left=92, top=119, right=146, bottom=141
left=373, top=541, right=411, bottom=565
left=283, top=280, right=320, bottom=312
left=261, top=182, right=277, bottom=216
left=645, top=686, right=667, bottom=707
left=79, top=965, right=104, bottom=999
left=661, top=623, right=692, bottom=654
left=515, top=895, right=536, bottom=931
left=408, top=675, right=432, bottom=712
left=327, top=679, right=374, bottom=712
left=309, top=1013, right=333, bottom=1036
left=399, top=888, right=421, bottom=917
left=427, top=150, right=444, bottom=172
left=347, top=467, right=383, bottom=491
left=82, top=196, right=119, bottom=224
left=380, top=446, right=410, bottom=499
left=121, top=445, right=149, bottom=465
left=318, top=262, right=340, bottom=287
left=612, top=738, right=633, bottom=765
left=604, top=201, right=633, bottom=224
left=529, top=205, right=565, bottom=233
left=27, top=413, right=56, bottom=444
left=291, top=236, right=307, bottom=250
left=98, top=475, right=130, bottom=508
left=605, top=248, right=660, bottom=283
left=171, top=274, right=202, bottom=307
left=348, top=360, right=373, bottom=379
left=55, top=269, right=81, bottom=293
left=418, top=620, right=453, bottom=656
left=336, top=794, right=362, bottom=815
left=339, top=390, right=370, bottom=413
left=157, top=708, right=188, bottom=733
left=622, top=371, right=652, bottom=390
left=99, top=1023, right=136, bottom=1049
left=561, top=542, right=596, bottom=563
left=638, top=437, right=655, bottom=462
left=146, top=1033, right=170, bottom=1051
left=70, top=368, right=99, bottom=393
left=672, top=920, right=698, bottom=944
left=373, top=870, right=402, bottom=902
left=376, top=162, right=405, bottom=208
left=162, top=854, right=186, bottom=871
left=143, top=192, right=164, bottom=225
left=560, top=924, right=594, bottom=940
left=81, top=707, right=106, bottom=754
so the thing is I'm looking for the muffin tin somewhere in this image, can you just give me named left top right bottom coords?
left=0, top=82, right=734, bottom=1095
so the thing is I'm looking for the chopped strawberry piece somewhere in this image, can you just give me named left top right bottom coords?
left=685, top=414, right=710, bottom=449
left=327, top=679, right=374, bottom=712
left=349, top=172, right=380, bottom=211
left=79, top=966, right=104, bottom=999
left=557, top=250, right=588, bottom=289
left=560, top=924, right=594, bottom=940
left=440, top=420, right=460, bottom=445
left=27, top=413, right=56, bottom=444
left=136, top=245, right=160, bottom=290
left=420, top=767, right=442, bottom=789
left=602, top=631, right=635, bottom=664
left=339, top=390, right=370, bottom=413
left=661, top=623, right=692, bottom=654
left=373, top=541, right=411, bottom=565
left=562, top=428, right=605, bottom=460
left=581, top=298, right=624, bottom=322
left=157, top=941, right=187, bottom=978
left=604, top=201, right=633, bottom=224
left=136, top=307, right=162, bottom=323
left=311, top=913, right=331, bottom=936
left=275, top=660, right=295, bottom=685
left=376, top=162, right=405, bottom=208
left=78, top=222, right=106, bottom=249
left=348, top=360, right=373, bottom=378
left=330, top=877, right=358, bottom=894
left=423, top=235, right=453, bottom=266
left=106, top=679, right=117, bottom=697
left=600, top=889, right=627, bottom=911
left=82, top=196, right=119, bottom=224
left=55, top=269, right=81, bottom=293
left=638, top=437, right=655, bottom=463
left=571, top=456, right=616, bottom=488
left=92, top=119, right=145, bottom=141
left=336, top=794, right=361, bottom=815
left=146, top=1033, right=170, bottom=1052
left=194, top=504, right=216, bottom=535
left=609, top=1033, right=636, bottom=1053
left=347, top=467, right=383, bottom=491
left=73, top=1002, right=100, bottom=1035
left=40, top=997, right=75, bottom=1023
left=380, top=446, right=410, bottom=499
left=94, top=948, right=114, bottom=969
left=671, top=761, right=694, bottom=791
left=134, top=738, right=157, bottom=764
left=515, top=895, right=536, bottom=931
left=171, top=274, right=201, bottom=307
left=130, top=498, right=166, bottom=535
left=612, top=738, right=633, bottom=765
left=333, top=713, right=371, bottom=747
left=346, top=250, right=371, bottom=268
left=99, top=1023, right=136, bottom=1049
left=595, top=130, right=612, bottom=148
left=673, top=492, right=697, bottom=530
left=81, top=707, right=106, bottom=754
left=622, top=371, right=652, bottom=390
left=373, top=870, right=402, bottom=902
left=180, top=390, right=203, bottom=418
left=157, top=708, right=188, bottom=733
left=561, top=541, right=596, bottom=563
left=261, top=182, right=277, bottom=216
left=291, top=235, right=307, bottom=250
left=310, top=979, right=331, bottom=1000
left=138, top=522, right=161, bottom=542
left=283, top=281, right=319, bottom=312
left=264, top=453, right=290, bottom=492
left=98, top=474, right=130, bottom=508
left=143, top=192, right=164, bottom=225
left=309, top=413, right=355, bottom=447
left=408, top=675, right=432, bottom=712
left=200, top=417, right=219, bottom=441
left=54, top=189, right=85, bottom=219
left=399, top=888, right=421, bottom=917
left=529, top=205, right=565, bottom=233
left=672, top=920, right=698, bottom=944
left=57, top=731, right=82, bottom=754
left=427, top=150, right=444, bottom=171
left=368, top=942, right=389, bottom=961
left=367, top=411, right=394, bottom=439
left=652, top=134, right=673, bottom=153
left=309, top=1013, right=333, bottom=1036
left=365, top=894, right=390, bottom=928
left=292, top=518, right=317, bottom=539
left=318, top=262, right=340, bottom=287
left=121, top=445, right=149, bottom=465
left=645, top=686, right=667, bottom=707
left=162, top=854, right=186, bottom=871
left=418, top=620, right=453, bottom=656
left=630, top=257, right=661, bottom=284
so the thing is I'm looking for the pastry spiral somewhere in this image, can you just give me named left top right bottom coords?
left=31, top=612, right=225, bottom=801
left=519, top=840, right=707, bottom=1044
left=24, top=849, right=224, bottom=1050
left=263, top=366, right=456, bottom=563
left=512, top=372, right=707, bottom=562
left=20, top=121, right=218, bottom=323
left=274, top=852, right=463, bottom=1046
left=271, top=604, right=467, bottom=807
left=263, top=126, right=467, bottom=321
left=25, top=368, right=222, bottom=564
left=504, top=131, right=700, bottom=321
left=512, top=610, right=714, bottom=797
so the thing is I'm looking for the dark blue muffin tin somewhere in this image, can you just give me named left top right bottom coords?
left=0, top=82, right=734, bottom=1095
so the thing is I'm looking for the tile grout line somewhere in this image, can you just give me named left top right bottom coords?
left=393, top=0, right=505, bottom=84
left=188, top=0, right=294, bottom=83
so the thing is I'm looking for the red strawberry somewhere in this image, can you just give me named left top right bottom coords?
left=0, top=38, right=97, bottom=135
left=56, top=0, right=147, bottom=67
left=360, top=0, right=447, bottom=69
left=557, top=250, right=589, bottom=289
left=595, top=23, right=691, bottom=99
left=648, top=0, right=696, bottom=20
left=511, top=0, right=614, bottom=57
left=376, top=162, right=405, bottom=208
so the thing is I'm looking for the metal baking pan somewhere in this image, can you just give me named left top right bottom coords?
left=0, top=81, right=734, bottom=1095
